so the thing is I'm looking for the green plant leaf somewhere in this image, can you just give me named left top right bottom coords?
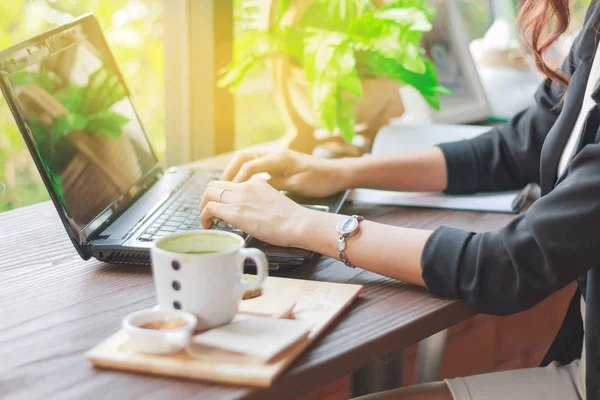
left=359, top=54, right=449, bottom=110
left=51, top=113, right=89, bottom=144
left=339, top=69, right=363, bottom=97
left=337, top=43, right=362, bottom=97
left=9, top=70, right=61, bottom=93
left=349, top=11, right=429, bottom=74
left=217, top=31, right=275, bottom=90
left=311, top=79, right=337, bottom=131
left=218, top=56, right=260, bottom=90
left=304, top=29, right=362, bottom=140
left=381, top=0, right=435, bottom=19
left=54, top=86, right=85, bottom=114
left=357, top=30, right=403, bottom=59
left=80, top=67, right=127, bottom=114
left=434, top=85, right=452, bottom=96
left=87, top=111, right=129, bottom=138
left=304, top=31, right=338, bottom=131
left=302, top=0, right=366, bottom=32
left=337, top=92, right=356, bottom=142
left=276, top=27, right=304, bottom=61
left=277, top=0, right=291, bottom=21
left=400, top=42, right=426, bottom=74
left=305, top=29, right=348, bottom=76
left=374, top=8, right=432, bottom=31
left=321, top=0, right=370, bottom=25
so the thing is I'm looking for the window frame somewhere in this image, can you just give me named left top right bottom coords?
left=163, top=0, right=234, bottom=167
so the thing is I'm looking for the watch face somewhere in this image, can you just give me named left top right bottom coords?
left=337, top=216, right=359, bottom=235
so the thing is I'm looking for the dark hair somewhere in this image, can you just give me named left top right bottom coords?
left=517, top=0, right=571, bottom=86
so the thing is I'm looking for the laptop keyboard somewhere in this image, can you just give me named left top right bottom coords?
left=137, top=170, right=244, bottom=242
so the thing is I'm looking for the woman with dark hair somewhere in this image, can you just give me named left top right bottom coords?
left=200, top=1, right=600, bottom=398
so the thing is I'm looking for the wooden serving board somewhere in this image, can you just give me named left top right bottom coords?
left=86, top=277, right=362, bottom=387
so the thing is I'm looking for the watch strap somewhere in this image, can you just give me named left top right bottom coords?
left=337, top=215, right=363, bottom=268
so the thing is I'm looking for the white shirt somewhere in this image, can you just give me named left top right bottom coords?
left=557, top=49, right=600, bottom=177
left=554, top=49, right=600, bottom=399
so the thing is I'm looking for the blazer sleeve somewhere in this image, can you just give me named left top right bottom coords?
left=421, top=143, right=600, bottom=315
left=437, top=58, right=574, bottom=194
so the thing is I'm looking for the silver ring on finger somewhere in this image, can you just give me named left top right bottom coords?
left=218, top=188, right=227, bottom=203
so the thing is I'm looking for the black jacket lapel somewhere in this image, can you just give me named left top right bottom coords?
left=539, top=4, right=600, bottom=194
left=540, top=62, right=590, bottom=194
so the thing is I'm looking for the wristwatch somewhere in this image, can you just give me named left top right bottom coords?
left=336, top=215, right=364, bottom=268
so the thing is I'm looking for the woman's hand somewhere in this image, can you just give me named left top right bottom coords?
left=199, top=178, right=320, bottom=248
left=221, top=150, right=352, bottom=198
left=199, top=172, right=430, bottom=288
left=199, top=177, right=429, bottom=286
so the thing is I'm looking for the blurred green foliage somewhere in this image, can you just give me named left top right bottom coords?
left=0, top=0, right=593, bottom=213
left=232, top=0, right=286, bottom=150
left=231, top=0, right=494, bottom=150
left=222, top=0, right=448, bottom=143
left=0, top=0, right=164, bottom=212
left=0, top=0, right=284, bottom=212
left=11, top=66, right=131, bottom=208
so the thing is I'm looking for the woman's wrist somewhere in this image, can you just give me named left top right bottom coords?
left=330, top=157, right=368, bottom=191
left=332, top=148, right=448, bottom=192
left=290, top=209, right=339, bottom=256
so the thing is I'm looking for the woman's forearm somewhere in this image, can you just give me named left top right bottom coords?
left=293, top=210, right=430, bottom=286
left=291, top=147, right=446, bottom=283
left=340, top=147, right=448, bottom=192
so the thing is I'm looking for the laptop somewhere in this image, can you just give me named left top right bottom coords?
left=0, top=14, right=347, bottom=271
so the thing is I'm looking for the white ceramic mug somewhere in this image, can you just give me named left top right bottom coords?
left=150, top=230, right=268, bottom=330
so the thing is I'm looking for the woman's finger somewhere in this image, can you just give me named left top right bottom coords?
left=233, top=153, right=286, bottom=183
left=200, top=201, right=234, bottom=229
left=207, top=180, right=237, bottom=190
left=199, top=186, right=234, bottom=214
left=267, top=175, right=288, bottom=191
left=221, top=152, right=260, bottom=182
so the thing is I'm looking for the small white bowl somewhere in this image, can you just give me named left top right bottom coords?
left=123, top=309, right=197, bottom=355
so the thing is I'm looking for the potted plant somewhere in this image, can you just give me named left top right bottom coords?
left=220, top=0, right=449, bottom=154
left=11, top=63, right=141, bottom=224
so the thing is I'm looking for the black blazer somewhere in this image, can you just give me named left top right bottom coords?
left=420, top=4, right=600, bottom=399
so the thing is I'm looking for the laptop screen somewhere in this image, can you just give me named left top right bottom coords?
left=0, top=17, right=160, bottom=237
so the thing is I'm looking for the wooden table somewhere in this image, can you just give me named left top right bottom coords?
left=0, top=150, right=517, bottom=400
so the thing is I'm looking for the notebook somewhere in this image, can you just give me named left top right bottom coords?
left=348, top=125, right=533, bottom=214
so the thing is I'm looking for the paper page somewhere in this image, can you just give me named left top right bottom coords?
left=349, top=189, right=520, bottom=213
left=350, top=124, right=523, bottom=213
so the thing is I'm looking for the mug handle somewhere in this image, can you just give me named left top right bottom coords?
left=237, top=248, right=269, bottom=294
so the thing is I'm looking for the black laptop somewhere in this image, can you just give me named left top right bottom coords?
left=0, top=14, right=346, bottom=271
